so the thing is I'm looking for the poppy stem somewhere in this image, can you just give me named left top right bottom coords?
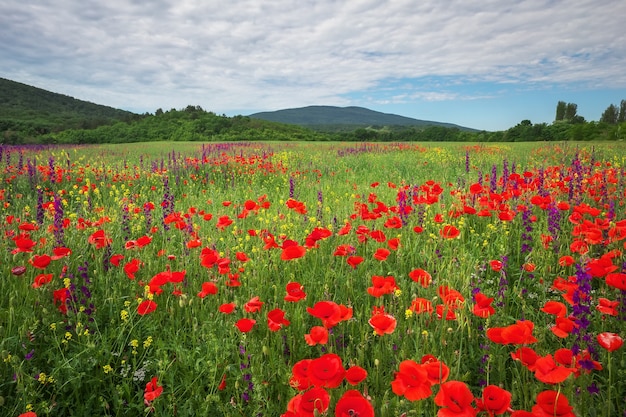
left=605, top=352, right=612, bottom=417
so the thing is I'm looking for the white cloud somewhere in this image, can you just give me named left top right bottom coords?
left=1, top=0, right=625, bottom=116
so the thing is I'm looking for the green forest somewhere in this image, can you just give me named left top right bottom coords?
left=2, top=78, right=626, bottom=144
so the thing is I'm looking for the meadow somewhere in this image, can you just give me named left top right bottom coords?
left=0, top=140, right=624, bottom=417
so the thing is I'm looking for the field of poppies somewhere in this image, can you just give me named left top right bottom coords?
left=1, top=140, right=625, bottom=417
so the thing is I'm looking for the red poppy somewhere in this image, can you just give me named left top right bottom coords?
left=554, top=348, right=574, bottom=367
left=477, top=385, right=511, bottom=416
left=333, top=244, right=355, bottom=256
left=388, top=237, right=400, bottom=250
left=304, top=326, right=329, bottom=346
left=88, top=229, right=111, bottom=249
left=368, top=307, right=396, bottom=336
left=558, top=255, right=575, bottom=267
left=186, top=238, right=202, bottom=249
left=18, top=412, right=37, bottom=417
left=597, top=332, right=623, bottom=352
left=369, top=229, right=387, bottom=242
left=290, top=359, right=312, bottom=390
left=472, top=292, right=495, bottom=318
left=144, top=376, right=163, bottom=404
left=391, top=360, right=433, bottom=401
left=531, top=390, right=575, bottom=417
left=409, top=298, right=434, bottom=315
left=489, top=260, right=503, bottom=272
left=281, top=244, right=306, bottom=260
left=605, top=272, right=626, bottom=290
left=286, top=387, right=330, bottom=417
left=216, top=215, right=233, bottom=230
left=384, top=216, right=403, bottom=229
left=486, top=320, right=538, bottom=345
left=53, top=288, right=70, bottom=314
left=439, top=225, right=460, bottom=239
left=235, top=251, right=250, bottom=262
left=438, top=285, right=465, bottom=309
left=12, top=236, right=36, bottom=253
left=123, top=259, right=141, bottom=280
left=286, top=198, right=307, bottom=214
left=29, top=254, right=51, bottom=270
left=32, top=273, right=53, bottom=289
left=420, top=355, right=450, bottom=385
left=307, top=301, right=343, bottom=328
left=373, top=247, right=390, bottom=261
left=137, top=300, right=157, bottom=315
left=51, top=246, right=72, bottom=260
left=550, top=317, right=577, bottom=338
left=218, top=373, right=227, bottom=391
left=367, top=275, right=398, bottom=297
left=345, top=366, right=368, bottom=386
left=596, top=298, right=619, bottom=316
left=284, top=282, right=307, bottom=302
left=541, top=301, right=567, bottom=318
left=338, top=304, right=353, bottom=322
left=308, top=353, right=345, bottom=388
left=533, top=354, right=575, bottom=384
left=511, top=347, right=539, bottom=371
left=335, top=390, right=374, bottom=417
left=110, top=254, right=124, bottom=266
left=436, top=304, right=457, bottom=321
left=267, top=308, right=290, bottom=331
left=197, top=281, right=218, bottom=298
left=244, top=296, right=263, bottom=313
left=136, top=235, right=152, bottom=247
left=434, top=381, right=476, bottom=416
left=408, top=268, right=432, bottom=288
left=235, top=318, right=256, bottom=332
left=218, top=302, right=236, bottom=314
left=347, top=256, right=364, bottom=269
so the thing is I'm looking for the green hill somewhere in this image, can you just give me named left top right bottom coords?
left=0, top=77, right=136, bottom=142
left=249, top=105, right=476, bottom=132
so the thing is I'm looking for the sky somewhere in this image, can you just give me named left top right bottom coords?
left=2, top=0, right=626, bottom=132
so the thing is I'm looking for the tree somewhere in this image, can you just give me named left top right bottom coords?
left=565, top=103, right=578, bottom=120
left=619, top=100, right=626, bottom=123
left=600, top=104, right=619, bottom=124
left=555, top=101, right=567, bottom=121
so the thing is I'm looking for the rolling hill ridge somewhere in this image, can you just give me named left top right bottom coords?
left=249, top=105, right=475, bottom=132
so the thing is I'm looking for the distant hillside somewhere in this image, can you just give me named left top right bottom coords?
left=249, top=105, right=475, bottom=132
left=0, top=77, right=136, bottom=142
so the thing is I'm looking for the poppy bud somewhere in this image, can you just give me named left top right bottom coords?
left=12, top=266, right=27, bottom=276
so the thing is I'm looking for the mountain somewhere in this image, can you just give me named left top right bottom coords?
left=249, top=105, right=475, bottom=132
left=0, top=77, right=136, bottom=142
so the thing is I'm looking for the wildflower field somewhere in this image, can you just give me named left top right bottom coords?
left=1, top=141, right=625, bottom=417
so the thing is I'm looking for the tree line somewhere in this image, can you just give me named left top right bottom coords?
left=3, top=101, right=626, bottom=145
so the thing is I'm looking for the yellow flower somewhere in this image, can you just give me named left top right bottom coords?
left=103, top=364, right=113, bottom=374
left=405, top=309, right=413, bottom=319
left=143, top=336, right=153, bottom=349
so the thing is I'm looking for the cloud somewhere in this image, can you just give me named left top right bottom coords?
left=1, top=0, right=625, bottom=115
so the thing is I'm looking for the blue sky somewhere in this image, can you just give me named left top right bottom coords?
left=2, top=0, right=626, bottom=131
